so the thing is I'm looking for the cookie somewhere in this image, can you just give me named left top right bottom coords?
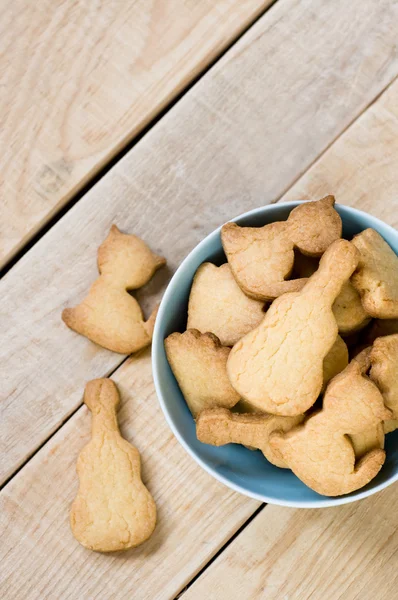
left=383, top=419, right=398, bottom=434
left=270, top=350, right=392, bottom=496
left=187, top=263, right=265, bottom=346
left=294, top=252, right=370, bottom=334
left=165, top=329, right=240, bottom=417
left=234, top=337, right=348, bottom=407
left=322, top=335, right=349, bottom=389
left=221, top=196, right=341, bottom=301
left=227, top=239, right=359, bottom=416
left=196, top=407, right=304, bottom=468
left=63, top=225, right=165, bottom=354
left=370, top=334, right=398, bottom=427
left=350, top=424, right=384, bottom=459
left=352, top=228, right=398, bottom=318
left=70, top=379, right=156, bottom=552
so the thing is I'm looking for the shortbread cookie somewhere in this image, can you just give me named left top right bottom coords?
left=294, top=252, right=370, bottom=334
left=352, top=228, right=398, bottom=318
left=196, top=407, right=304, bottom=468
left=383, top=419, right=398, bottom=434
left=323, top=335, right=349, bottom=389
left=165, top=329, right=240, bottom=417
left=227, top=239, right=359, bottom=416
left=234, top=337, right=348, bottom=405
left=350, top=424, right=385, bottom=459
left=187, top=263, right=265, bottom=346
left=370, top=334, right=398, bottom=422
left=63, top=225, right=165, bottom=353
left=221, top=196, right=341, bottom=301
left=70, top=379, right=156, bottom=552
left=270, top=349, right=392, bottom=496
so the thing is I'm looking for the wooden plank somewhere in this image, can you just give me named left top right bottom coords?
left=2, top=0, right=398, bottom=484
left=0, top=0, right=273, bottom=268
left=182, top=484, right=398, bottom=600
left=180, top=79, right=398, bottom=600
left=0, top=350, right=259, bottom=600
left=282, top=78, right=398, bottom=227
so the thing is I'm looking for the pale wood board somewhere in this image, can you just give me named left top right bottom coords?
left=0, top=350, right=259, bottom=600
left=0, top=0, right=273, bottom=268
left=282, top=78, right=398, bottom=228
left=181, top=75, right=398, bottom=600
left=2, top=0, right=398, bottom=486
left=183, top=484, right=398, bottom=600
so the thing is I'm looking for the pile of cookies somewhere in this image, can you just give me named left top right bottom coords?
left=166, top=196, right=398, bottom=497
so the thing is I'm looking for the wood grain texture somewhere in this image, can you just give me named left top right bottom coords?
left=2, top=0, right=398, bottom=483
left=282, top=78, right=398, bottom=227
left=182, top=484, right=398, bottom=600
left=0, top=0, right=273, bottom=268
left=0, top=350, right=259, bottom=600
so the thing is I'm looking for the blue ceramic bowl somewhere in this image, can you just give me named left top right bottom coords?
left=152, top=202, right=398, bottom=507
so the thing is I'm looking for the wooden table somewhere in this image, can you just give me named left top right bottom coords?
left=1, top=1, right=398, bottom=598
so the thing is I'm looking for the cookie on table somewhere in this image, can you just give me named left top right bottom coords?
left=270, top=349, right=392, bottom=496
left=227, top=239, right=359, bottom=416
left=221, top=196, right=341, bottom=301
left=352, top=228, right=398, bottom=318
left=165, top=329, right=240, bottom=417
left=70, top=379, right=156, bottom=552
left=187, top=263, right=265, bottom=346
left=62, top=225, right=165, bottom=354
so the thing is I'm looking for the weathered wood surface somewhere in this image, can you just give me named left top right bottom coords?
left=183, top=484, right=398, bottom=600
left=0, top=0, right=272, bottom=267
left=0, top=351, right=259, bottom=600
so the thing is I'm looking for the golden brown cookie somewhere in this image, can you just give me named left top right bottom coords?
left=322, top=335, right=349, bottom=389
left=63, top=225, right=165, bottom=353
left=294, top=252, right=370, bottom=334
left=270, top=350, right=392, bottom=496
left=196, top=407, right=304, bottom=468
left=70, top=379, right=156, bottom=552
left=350, top=424, right=384, bottom=459
left=370, top=334, right=398, bottom=424
left=187, top=263, right=265, bottom=346
left=352, top=228, right=398, bottom=318
left=383, top=419, right=398, bottom=434
left=234, top=337, right=348, bottom=404
left=165, top=329, right=240, bottom=417
left=221, top=196, right=341, bottom=301
left=227, top=239, right=359, bottom=416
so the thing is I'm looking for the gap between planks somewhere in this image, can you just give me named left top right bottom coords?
left=269, top=73, right=398, bottom=207
left=1, top=0, right=278, bottom=277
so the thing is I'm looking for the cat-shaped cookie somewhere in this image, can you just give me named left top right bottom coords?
left=270, top=350, right=392, bottom=496
left=221, top=196, right=341, bottom=301
left=63, top=225, right=165, bottom=353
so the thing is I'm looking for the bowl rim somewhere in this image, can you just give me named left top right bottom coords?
left=152, top=201, right=398, bottom=508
